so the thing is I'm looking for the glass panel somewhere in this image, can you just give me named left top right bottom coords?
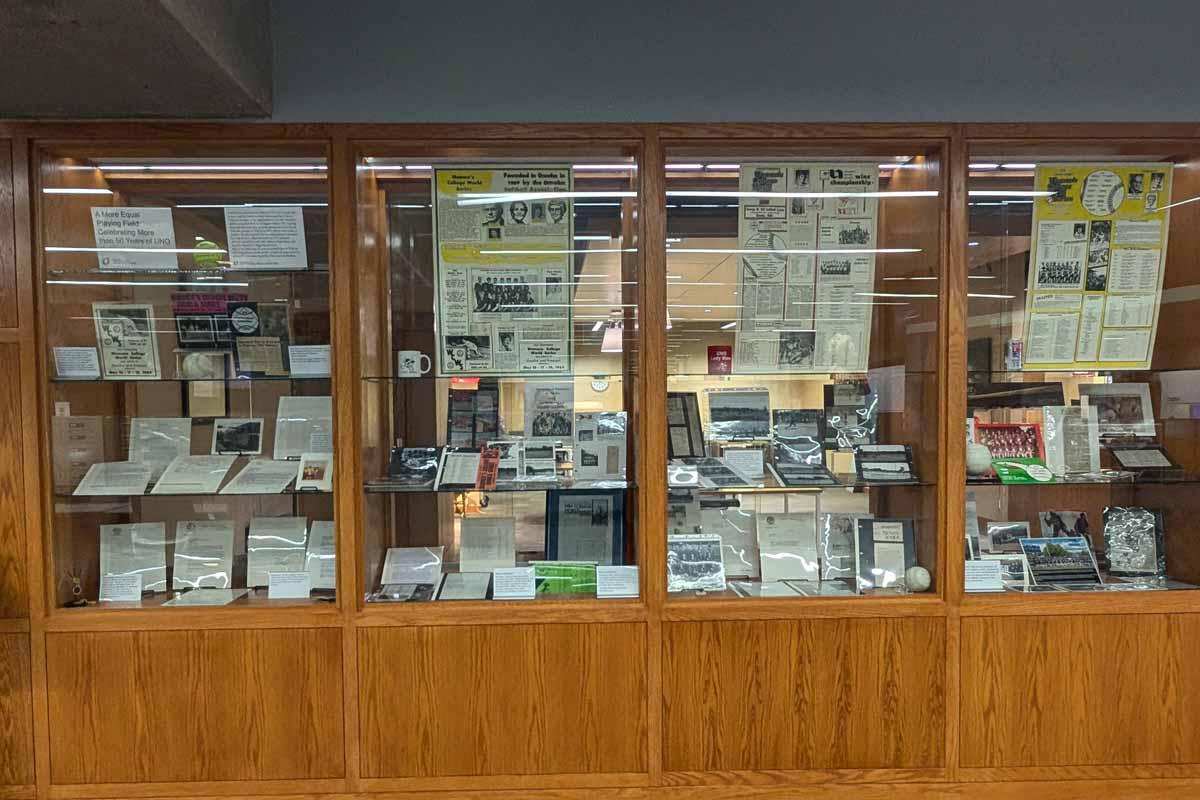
left=41, top=149, right=335, bottom=608
left=965, top=148, right=1200, bottom=593
left=663, top=149, right=942, bottom=599
left=357, top=153, right=640, bottom=603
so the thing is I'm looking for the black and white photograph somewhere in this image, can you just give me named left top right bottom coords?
left=530, top=202, right=546, bottom=222
left=777, top=331, right=815, bottom=368
left=707, top=390, right=771, bottom=439
left=176, top=315, right=216, bottom=345
left=1036, top=261, right=1081, bottom=288
left=211, top=418, right=264, bottom=455
left=1089, top=219, right=1111, bottom=248
left=1150, top=172, right=1165, bottom=192
left=472, top=276, right=536, bottom=313
left=667, top=534, right=727, bottom=592
left=820, top=258, right=852, bottom=276
left=547, top=198, right=567, bottom=223
left=1086, top=265, right=1108, bottom=291
left=1127, top=172, right=1145, bottom=197
left=985, top=521, right=1029, bottom=554
left=772, top=408, right=824, bottom=465
left=481, top=203, right=505, bottom=227
left=1087, top=246, right=1110, bottom=268
left=1038, top=510, right=1090, bottom=538
left=508, top=200, right=528, bottom=224
left=1078, top=382, right=1155, bottom=437
left=443, top=335, right=492, bottom=372
left=675, top=456, right=755, bottom=488
left=1102, top=506, right=1163, bottom=578
left=528, top=409, right=571, bottom=437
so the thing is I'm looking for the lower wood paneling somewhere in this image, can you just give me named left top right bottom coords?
left=358, top=623, right=648, bottom=778
left=45, top=628, right=345, bottom=784
left=0, top=634, right=34, bottom=787
left=662, top=618, right=945, bottom=771
left=0, top=343, right=27, bottom=618
left=961, top=614, right=1200, bottom=767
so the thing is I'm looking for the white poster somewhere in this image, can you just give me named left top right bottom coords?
left=91, top=207, right=178, bottom=271
left=223, top=206, right=309, bottom=270
left=433, top=166, right=573, bottom=376
left=92, top=303, right=161, bottom=379
left=172, top=520, right=235, bottom=589
left=734, top=164, right=879, bottom=373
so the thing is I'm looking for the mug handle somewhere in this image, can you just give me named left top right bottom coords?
left=419, top=354, right=432, bottom=374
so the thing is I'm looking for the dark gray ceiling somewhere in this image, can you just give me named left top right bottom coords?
left=0, top=0, right=271, bottom=118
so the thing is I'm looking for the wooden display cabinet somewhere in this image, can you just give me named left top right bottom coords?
left=0, top=122, right=1197, bottom=800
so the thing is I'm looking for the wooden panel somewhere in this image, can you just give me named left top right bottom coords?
left=0, top=343, right=26, bottom=618
left=45, top=628, right=345, bottom=784
left=961, top=614, right=1200, bottom=767
left=358, top=623, right=648, bottom=778
left=0, top=140, right=14, bottom=327
left=663, top=618, right=945, bottom=771
left=0, top=634, right=34, bottom=787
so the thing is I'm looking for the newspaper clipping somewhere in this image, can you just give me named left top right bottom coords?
left=733, top=163, right=879, bottom=373
left=1023, top=164, right=1172, bottom=370
left=434, top=166, right=573, bottom=376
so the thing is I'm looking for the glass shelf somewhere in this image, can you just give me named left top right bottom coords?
left=52, top=375, right=331, bottom=384
left=365, top=480, right=632, bottom=494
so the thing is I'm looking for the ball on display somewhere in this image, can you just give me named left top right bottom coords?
left=905, top=566, right=932, bottom=592
left=193, top=237, right=223, bottom=268
left=966, top=442, right=992, bottom=475
left=181, top=352, right=220, bottom=380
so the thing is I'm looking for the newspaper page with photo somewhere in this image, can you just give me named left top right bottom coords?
left=733, top=163, right=879, bottom=373
left=434, top=166, right=574, bottom=376
left=1023, top=164, right=1172, bottom=370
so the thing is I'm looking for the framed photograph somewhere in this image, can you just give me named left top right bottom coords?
left=666, top=533, right=726, bottom=592
left=823, top=382, right=877, bottom=448
left=771, top=408, right=825, bottom=466
left=975, top=422, right=1044, bottom=459
left=211, top=418, right=264, bottom=455
left=1078, top=382, right=1155, bottom=437
left=295, top=452, right=334, bottom=492
left=984, top=520, right=1029, bottom=554
left=1019, top=536, right=1102, bottom=585
left=1108, top=443, right=1179, bottom=473
left=853, top=443, right=917, bottom=483
left=706, top=389, right=770, bottom=440
left=546, top=489, right=625, bottom=566
left=1038, top=511, right=1090, bottom=538
left=667, top=392, right=706, bottom=458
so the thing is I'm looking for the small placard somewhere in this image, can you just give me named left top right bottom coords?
left=965, top=560, right=1005, bottom=593
left=53, top=347, right=101, bottom=379
left=596, top=565, right=639, bottom=598
left=99, top=574, right=143, bottom=602
left=288, top=345, right=332, bottom=377
left=723, top=449, right=764, bottom=479
left=268, top=571, right=312, bottom=599
left=492, top=566, right=536, bottom=600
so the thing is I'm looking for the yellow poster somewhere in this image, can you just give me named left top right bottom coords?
left=1022, top=163, right=1172, bottom=370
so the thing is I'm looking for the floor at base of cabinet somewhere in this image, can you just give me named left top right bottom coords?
left=20, top=775, right=1200, bottom=800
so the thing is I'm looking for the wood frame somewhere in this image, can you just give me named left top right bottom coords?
left=0, top=121, right=1198, bottom=800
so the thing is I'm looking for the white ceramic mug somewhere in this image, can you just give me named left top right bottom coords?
left=396, top=350, right=432, bottom=377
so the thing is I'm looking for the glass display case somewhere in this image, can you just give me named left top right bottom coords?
left=39, top=146, right=335, bottom=608
left=963, top=146, right=1200, bottom=593
left=355, top=151, right=641, bottom=603
left=660, top=146, right=944, bottom=599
